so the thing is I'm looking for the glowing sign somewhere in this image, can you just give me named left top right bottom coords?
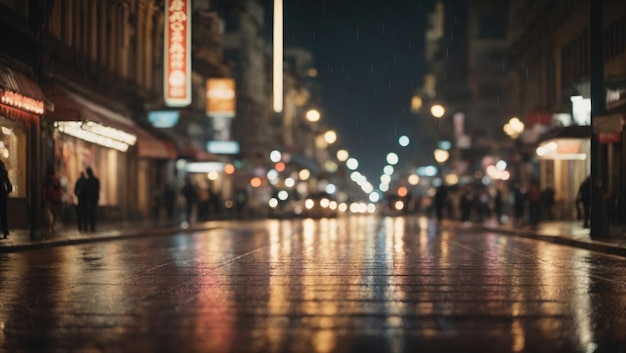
left=0, top=89, right=45, bottom=114
left=206, top=140, right=240, bottom=155
left=206, top=79, right=236, bottom=118
left=55, top=121, right=137, bottom=152
left=164, top=0, right=191, bottom=107
left=148, top=110, right=180, bottom=128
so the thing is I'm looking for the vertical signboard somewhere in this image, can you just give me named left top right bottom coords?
left=206, top=78, right=236, bottom=118
left=164, top=0, right=191, bottom=107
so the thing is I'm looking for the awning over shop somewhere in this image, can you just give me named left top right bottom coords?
left=0, top=63, right=47, bottom=119
left=536, top=126, right=591, bottom=160
left=47, top=91, right=176, bottom=159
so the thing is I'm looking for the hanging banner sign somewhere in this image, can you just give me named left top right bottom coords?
left=164, top=0, right=191, bottom=107
left=206, top=78, right=236, bottom=118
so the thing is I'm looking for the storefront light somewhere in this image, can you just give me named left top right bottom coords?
left=56, top=121, right=136, bottom=152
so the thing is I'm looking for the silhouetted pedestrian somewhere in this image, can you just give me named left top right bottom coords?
left=180, top=178, right=197, bottom=223
left=74, top=171, right=88, bottom=231
left=433, top=185, right=447, bottom=221
left=527, top=179, right=542, bottom=225
left=494, top=188, right=504, bottom=224
left=83, top=167, right=100, bottom=232
left=0, top=161, right=13, bottom=238
left=460, top=188, right=473, bottom=222
left=576, top=176, right=591, bottom=228
left=512, top=183, right=526, bottom=225
left=41, top=166, right=63, bottom=234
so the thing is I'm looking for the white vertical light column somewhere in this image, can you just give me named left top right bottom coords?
left=273, top=0, right=283, bottom=113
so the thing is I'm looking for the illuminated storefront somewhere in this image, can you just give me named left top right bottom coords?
left=49, top=91, right=175, bottom=220
left=0, top=63, right=47, bottom=228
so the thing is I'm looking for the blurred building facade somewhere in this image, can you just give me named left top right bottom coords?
left=418, top=0, right=509, bottom=188
left=508, top=0, right=626, bottom=220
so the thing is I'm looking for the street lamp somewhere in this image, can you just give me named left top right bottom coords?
left=323, top=130, right=337, bottom=145
left=336, top=149, right=349, bottom=162
left=306, top=109, right=321, bottom=123
left=434, top=149, right=450, bottom=163
left=503, top=117, right=525, bottom=139
left=430, top=104, right=446, bottom=119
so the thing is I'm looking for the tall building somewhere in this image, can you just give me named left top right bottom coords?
left=508, top=0, right=626, bottom=220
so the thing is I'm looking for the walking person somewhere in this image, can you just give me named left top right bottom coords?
left=494, top=188, right=504, bottom=224
left=41, top=166, right=63, bottom=234
left=83, top=167, right=100, bottom=232
left=527, top=179, right=542, bottom=226
left=180, top=178, right=197, bottom=224
left=577, top=176, right=591, bottom=228
left=74, top=171, right=88, bottom=232
left=0, top=161, right=13, bottom=238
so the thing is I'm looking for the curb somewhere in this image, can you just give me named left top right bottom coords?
left=0, top=224, right=219, bottom=253
left=480, top=225, right=626, bottom=258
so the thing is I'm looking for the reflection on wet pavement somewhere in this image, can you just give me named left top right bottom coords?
left=0, top=216, right=624, bottom=352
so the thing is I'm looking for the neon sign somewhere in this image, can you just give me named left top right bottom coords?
left=0, top=89, right=45, bottom=114
left=164, top=0, right=191, bottom=107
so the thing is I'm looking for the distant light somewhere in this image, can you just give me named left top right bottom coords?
left=278, top=190, right=289, bottom=200
left=361, top=182, right=374, bottom=194
left=267, top=169, right=279, bottom=181
left=338, top=203, right=348, bottom=212
left=437, top=140, right=452, bottom=150
left=367, top=203, right=377, bottom=214
left=380, top=174, right=391, bottom=184
left=386, top=152, right=399, bottom=165
left=346, top=158, right=359, bottom=170
left=369, top=192, right=380, bottom=202
left=324, top=160, right=338, bottom=173
left=397, top=186, right=408, bottom=197
left=269, top=198, right=279, bottom=208
left=431, top=104, right=446, bottom=118
left=305, top=199, right=315, bottom=209
left=399, top=135, right=410, bottom=147
left=408, top=174, right=420, bottom=185
left=284, top=177, right=295, bottom=188
left=350, top=171, right=362, bottom=182
left=422, top=166, right=438, bottom=177
left=394, top=200, right=405, bottom=211
left=307, top=68, right=318, bottom=77
left=306, top=109, right=321, bottom=122
left=250, top=177, right=262, bottom=188
left=444, top=173, right=459, bottom=185
left=275, top=162, right=285, bottom=172
left=224, top=163, right=235, bottom=175
left=299, top=169, right=311, bottom=180
left=336, top=149, right=349, bottom=162
left=496, top=160, right=507, bottom=171
left=434, top=149, right=450, bottom=163
left=383, top=165, right=394, bottom=175
left=270, top=150, right=282, bottom=163
left=296, top=182, right=308, bottom=194
left=325, top=184, right=336, bottom=194
left=379, top=183, right=390, bottom=192
left=324, top=130, right=337, bottom=144
left=207, top=171, right=219, bottom=180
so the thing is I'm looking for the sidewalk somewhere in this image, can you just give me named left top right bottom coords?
left=477, top=220, right=626, bottom=258
left=0, top=220, right=219, bottom=252
left=1, top=218, right=626, bottom=258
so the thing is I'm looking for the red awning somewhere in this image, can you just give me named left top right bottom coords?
left=47, top=91, right=176, bottom=160
left=0, top=64, right=45, bottom=101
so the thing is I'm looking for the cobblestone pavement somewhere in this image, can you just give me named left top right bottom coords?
left=0, top=216, right=624, bottom=353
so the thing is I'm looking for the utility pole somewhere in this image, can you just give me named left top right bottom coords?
left=590, top=0, right=607, bottom=238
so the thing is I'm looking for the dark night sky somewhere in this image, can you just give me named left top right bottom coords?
left=263, top=0, right=433, bottom=185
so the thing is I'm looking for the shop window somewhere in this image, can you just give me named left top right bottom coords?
left=0, top=117, right=27, bottom=198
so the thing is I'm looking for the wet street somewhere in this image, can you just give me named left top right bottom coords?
left=0, top=216, right=625, bottom=353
